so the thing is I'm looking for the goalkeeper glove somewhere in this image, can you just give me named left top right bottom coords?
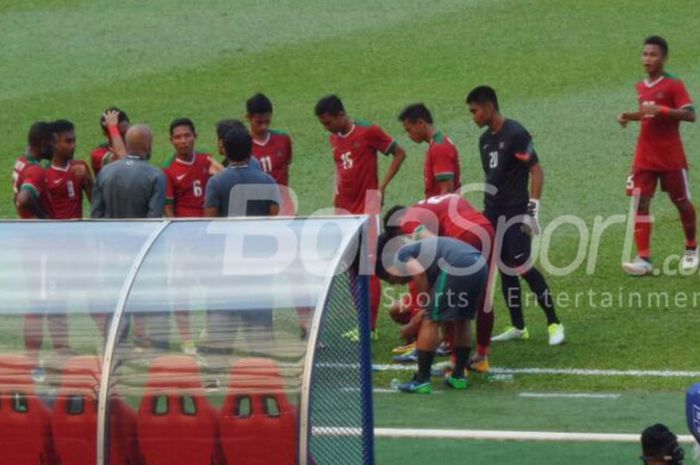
left=525, top=199, right=541, bottom=236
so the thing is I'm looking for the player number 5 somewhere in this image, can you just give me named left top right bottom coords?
left=193, top=179, right=203, bottom=197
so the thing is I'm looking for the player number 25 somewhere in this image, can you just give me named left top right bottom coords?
left=193, top=179, right=203, bottom=197
left=489, top=151, right=499, bottom=169
left=341, top=151, right=354, bottom=170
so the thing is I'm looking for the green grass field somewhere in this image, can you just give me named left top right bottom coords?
left=2, top=1, right=700, bottom=463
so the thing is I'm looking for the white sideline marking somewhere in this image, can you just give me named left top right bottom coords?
left=313, top=427, right=696, bottom=443
left=366, top=364, right=700, bottom=378
left=340, top=387, right=442, bottom=395
left=519, top=392, right=621, bottom=399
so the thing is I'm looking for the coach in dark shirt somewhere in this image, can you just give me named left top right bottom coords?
left=91, top=124, right=166, bottom=218
left=204, top=123, right=279, bottom=217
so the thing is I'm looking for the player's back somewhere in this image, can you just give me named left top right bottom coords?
left=96, top=156, right=165, bottom=218
left=90, top=143, right=113, bottom=176
left=12, top=154, right=53, bottom=219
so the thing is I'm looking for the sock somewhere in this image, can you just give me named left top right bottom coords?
left=453, top=346, right=471, bottom=379
left=678, top=202, right=697, bottom=249
left=522, top=268, right=560, bottom=325
left=475, top=294, right=493, bottom=354
left=634, top=214, right=652, bottom=259
left=416, top=350, right=435, bottom=383
left=501, top=273, right=525, bottom=329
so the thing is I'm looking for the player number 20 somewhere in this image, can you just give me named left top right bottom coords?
left=489, top=151, right=499, bottom=169
left=193, top=180, right=203, bottom=197
left=341, top=151, right=353, bottom=170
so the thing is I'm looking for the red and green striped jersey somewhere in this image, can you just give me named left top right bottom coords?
left=47, top=160, right=91, bottom=219
left=12, top=154, right=54, bottom=219
left=424, top=130, right=461, bottom=198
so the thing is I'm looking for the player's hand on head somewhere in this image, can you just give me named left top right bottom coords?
left=103, top=110, right=120, bottom=127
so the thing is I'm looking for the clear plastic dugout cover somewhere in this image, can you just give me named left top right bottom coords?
left=0, top=217, right=374, bottom=465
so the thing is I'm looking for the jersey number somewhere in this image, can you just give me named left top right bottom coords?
left=67, top=181, right=75, bottom=198
left=260, top=156, right=273, bottom=173
left=193, top=180, right=203, bottom=197
left=341, top=151, right=354, bottom=170
left=489, top=151, right=499, bottom=169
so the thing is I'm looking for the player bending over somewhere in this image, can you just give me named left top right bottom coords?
left=376, top=234, right=488, bottom=394
left=466, top=85, right=565, bottom=346
left=384, top=194, right=496, bottom=372
left=618, top=36, right=697, bottom=275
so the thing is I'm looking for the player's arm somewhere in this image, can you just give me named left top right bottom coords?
left=640, top=104, right=696, bottom=122
left=16, top=187, right=48, bottom=219
left=73, top=162, right=94, bottom=203
left=617, top=111, right=642, bottom=128
left=163, top=171, right=175, bottom=218
left=379, top=143, right=407, bottom=200
left=147, top=173, right=166, bottom=218
left=208, top=158, right=224, bottom=176
left=103, top=110, right=127, bottom=161
left=529, top=162, right=544, bottom=201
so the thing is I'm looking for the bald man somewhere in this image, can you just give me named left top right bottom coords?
left=91, top=124, right=166, bottom=218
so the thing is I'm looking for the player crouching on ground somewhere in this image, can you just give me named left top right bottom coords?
left=376, top=233, right=488, bottom=394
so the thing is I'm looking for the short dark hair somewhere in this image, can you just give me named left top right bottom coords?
left=466, top=86, right=499, bottom=111
left=52, top=119, right=75, bottom=135
left=169, top=118, right=196, bottom=136
left=222, top=126, right=253, bottom=162
left=383, top=205, right=406, bottom=238
left=100, top=107, right=129, bottom=129
left=28, top=121, right=52, bottom=148
left=398, top=103, right=433, bottom=124
left=246, top=93, right=273, bottom=115
left=315, top=95, right=345, bottom=117
left=644, top=35, right=669, bottom=56
left=216, top=119, right=247, bottom=140
left=641, top=424, right=684, bottom=465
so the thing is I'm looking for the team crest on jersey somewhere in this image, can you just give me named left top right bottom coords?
left=276, top=149, right=284, bottom=158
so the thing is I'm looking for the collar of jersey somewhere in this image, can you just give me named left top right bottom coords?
left=50, top=161, right=71, bottom=172
left=253, top=132, right=271, bottom=147
left=174, top=152, right=196, bottom=165
left=337, top=124, right=356, bottom=139
left=644, top=75, right=665, bottom=88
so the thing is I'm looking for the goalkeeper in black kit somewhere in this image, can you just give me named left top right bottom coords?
left=466, top=85, right=565, bottom=346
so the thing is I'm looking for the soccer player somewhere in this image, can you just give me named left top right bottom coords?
left=466, top=85, right=565, bottom=346
left=12, top=122, right=55, bottom=219
left=376, top=234, right=488, bottom=394
left=47, top=120, right=93, bottom=219
left=315, top=95, right=407, bottom=339
left=246, top=93, right=295, bottom=214
left=163, top=118, right=222, bottom=218
left=618, top=36, right=697, bottom=275
left=398, top=103, right=461, bottom=198
left=384, top=193, right=496, bottom=371
left=216, top=119, right=263, bottom=171
left=90, top=108, right=129, bottom=176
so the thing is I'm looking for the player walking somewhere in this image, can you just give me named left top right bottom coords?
left=398, top=103, right=461, bottom=198
left=466, top=85, right=565, bottom=346
left=315, top=95, right=407, bottom=340
left=618, top=36, right=697, bottom=275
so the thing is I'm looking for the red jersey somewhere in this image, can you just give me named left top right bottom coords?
left=401, top=193, right=490, bottom=239
left=330, top=120, right=396, bottom=214
left=634, top=74, right=694, bottom=171
left=252, top=130, right=292, bottom=186
left=12, top=155, right=54, bottom=219
left=46, top=160, right=91, bottom=219
left=163, top=152, right=213, bottom=217
left=90, top=144, right=115, bottom=176
left=424, top=130, right=461, bottom=198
